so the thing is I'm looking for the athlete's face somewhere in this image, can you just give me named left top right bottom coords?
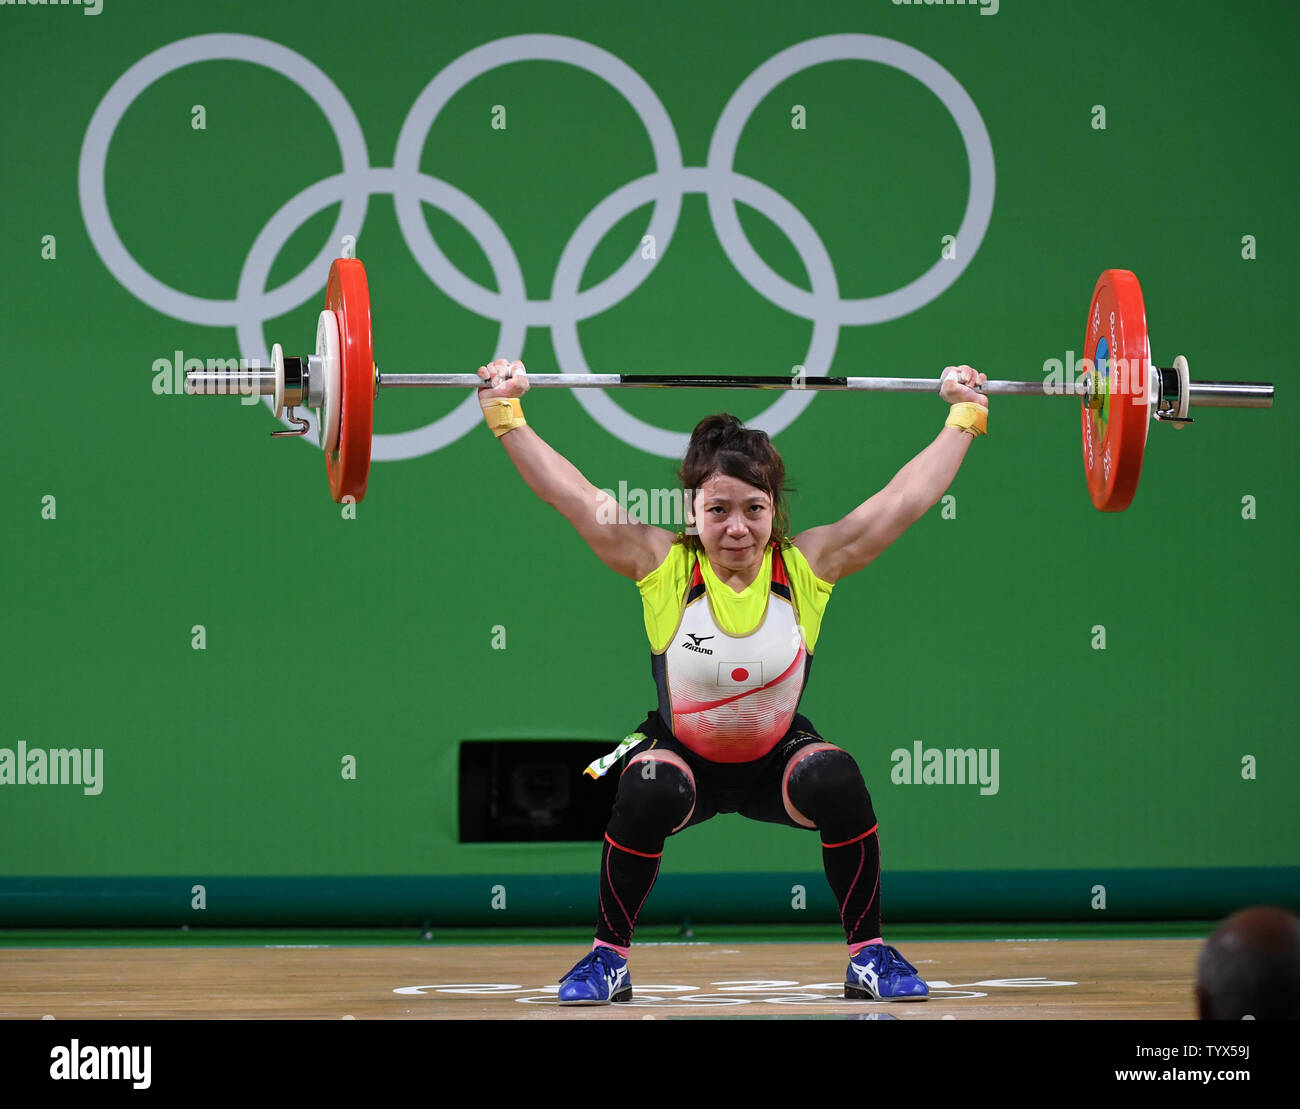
left=692, top=472, right=774, bottom=573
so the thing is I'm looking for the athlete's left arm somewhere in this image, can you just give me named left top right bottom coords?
left=792, top=365, right=987, bottom=583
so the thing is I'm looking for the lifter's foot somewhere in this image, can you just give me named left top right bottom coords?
left=845, top=943, right=929, bottom=1001
left=557, top=946, right=632, bottom=1005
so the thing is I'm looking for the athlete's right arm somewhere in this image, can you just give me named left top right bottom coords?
left=477, top=359, right=675, bottom=580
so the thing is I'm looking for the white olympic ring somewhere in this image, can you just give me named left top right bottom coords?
left=78, top=32, right=995, bottom=461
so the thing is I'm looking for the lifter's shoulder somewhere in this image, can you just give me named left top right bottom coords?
left=632, top=527, right=680, bottom=583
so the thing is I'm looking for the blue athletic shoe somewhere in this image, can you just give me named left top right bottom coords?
left=557, top=947, right=632, bottom=1005
left=845, top=944, right=929, bottom=1001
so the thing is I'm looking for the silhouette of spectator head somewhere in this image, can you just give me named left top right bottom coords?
left=1196, top=905, right=1300, bottom=1020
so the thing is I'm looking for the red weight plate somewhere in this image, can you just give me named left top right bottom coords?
left=1080, top=269, right=1151, bottom=512
left=325, top=258, right=374, bottom=503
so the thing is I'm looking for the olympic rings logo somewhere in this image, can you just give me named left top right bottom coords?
left=79, top=32, right=994, bottom=460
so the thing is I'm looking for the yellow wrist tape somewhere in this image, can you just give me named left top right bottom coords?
left=483, top=396, right=527, bottom=438
left=945, top=401, right=987, bottom=437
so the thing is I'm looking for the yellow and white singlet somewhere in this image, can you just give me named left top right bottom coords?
left=635, top=540, right=833, bottom=763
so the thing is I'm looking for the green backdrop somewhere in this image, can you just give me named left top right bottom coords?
left=1, top=0, right=1296, bottom=926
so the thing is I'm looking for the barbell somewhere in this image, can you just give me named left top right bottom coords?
left=184, top=259, right=1274, bottom=510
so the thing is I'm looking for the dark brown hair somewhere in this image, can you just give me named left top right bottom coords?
left=675, top=413, right=794, bottom=551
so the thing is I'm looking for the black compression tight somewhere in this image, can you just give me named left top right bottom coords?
left=592, top=747, right=882, bottom=950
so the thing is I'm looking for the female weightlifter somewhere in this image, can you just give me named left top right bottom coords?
left=475, top=357, right=988, bottom=1004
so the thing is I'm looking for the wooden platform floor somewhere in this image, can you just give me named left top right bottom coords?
left=0, top=938, right=1202, bottom=1019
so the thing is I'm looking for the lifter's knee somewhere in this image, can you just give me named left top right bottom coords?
left=609, top=753, right=696, bottom=843
left=784, top=746, right=875, bottom=839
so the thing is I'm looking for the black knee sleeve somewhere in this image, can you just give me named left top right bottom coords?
left=787, top=748, right=875, bottom=843
left=606, top=759, right=695, bottom=852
